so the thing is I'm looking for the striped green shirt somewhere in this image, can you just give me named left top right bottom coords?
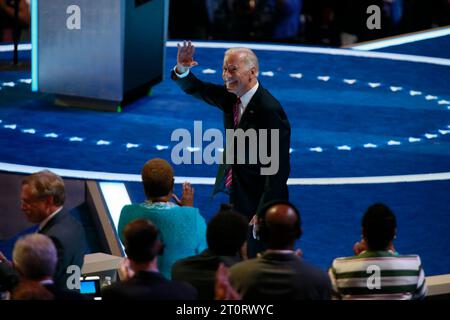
left=329, top=251, right=427, bottom=300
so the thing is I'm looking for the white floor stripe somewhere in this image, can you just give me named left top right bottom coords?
left=351, top=27, right=450, bottom=51
left=166, top=41, right=450, bottom=67
left=2, top=41, right=450, bottom=67
left=287, top=172, right=450, bottom=185
left=0, top=43, right=31, bottom=52
left=1, top=41, right=449, bottom=185
left=1, top=162, right=450, bottom=185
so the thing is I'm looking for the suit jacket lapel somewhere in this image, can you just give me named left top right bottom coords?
left=237, top=85, right=262, bottom=129
left=39, top=210, right=65, bottom=234
left=213, top=86, right=263, bottom=195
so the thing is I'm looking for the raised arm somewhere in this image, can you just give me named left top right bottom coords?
left=172, top=41, right=235, bottom=111
left=176, top=40, right=199, bottom=74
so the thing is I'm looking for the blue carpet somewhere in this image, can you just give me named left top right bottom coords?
left=1, top=46, right=449, bottom=178
left=1, top=42, right=449, bottom=276
left=374, top=34, right=450, bottom=59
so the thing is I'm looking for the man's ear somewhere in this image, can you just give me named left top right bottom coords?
left=45, top=195, right=54, bottom=206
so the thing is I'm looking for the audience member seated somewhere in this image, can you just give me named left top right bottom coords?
left=215, top=262, right=241, bottom=300
left=20, top=170, right=87, bottom=289
left=11, top=280, right=55, bottom=300
left=12, top=233, right=84, bottom=300
left=229, top=200, right=331, bottom=300
left=118, top=158, right=207, bottom=279
left=329, top=203, right=427, bottom=300
left=102, top=219, right=198, bottom=300
left=172, top=204, right=248, bottom=299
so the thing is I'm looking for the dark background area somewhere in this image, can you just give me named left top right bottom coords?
left=1, top=0, right=449, bottom=46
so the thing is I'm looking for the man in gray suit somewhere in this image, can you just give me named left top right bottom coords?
left=229, top=200, right=331, bottom=300
left=20, top=170, right=87, bottom=289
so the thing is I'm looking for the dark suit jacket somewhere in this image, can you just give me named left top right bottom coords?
left=38, top=209, right=87, bottom=289
left=171, top=249, right=243, bottom=300
left=229, top=252, right=331, bottom=300
left=101, top=270, right=198, bottom=300
left=172, top=71, right=291, bottom=217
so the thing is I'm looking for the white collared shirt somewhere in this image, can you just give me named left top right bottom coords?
left=237, top=82, right=259, bottom=123
left=39, top=206, right=63, bottom=232
left=265, top=249, right=295, bottom=255
left=173, top=66, right=190, bottom=78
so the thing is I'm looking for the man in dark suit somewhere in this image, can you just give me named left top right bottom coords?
left=172, top=41, right=291, bottom=256
left=229, top=200, right=331, bottom=300
left=171, top=204, right=248, bottom=299
left=20, top=170, right=87, bottom=289
left=102, top=219, right=197, bottom=300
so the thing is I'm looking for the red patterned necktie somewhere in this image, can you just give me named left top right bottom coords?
left=225, top=97, right=241, bottom=189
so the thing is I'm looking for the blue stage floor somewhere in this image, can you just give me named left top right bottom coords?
left=1, top=37, right=449, bottom=276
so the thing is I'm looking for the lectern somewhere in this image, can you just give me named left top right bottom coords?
left=32, top=0, right=168, bottom=111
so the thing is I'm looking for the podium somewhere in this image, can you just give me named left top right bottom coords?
left=82, top=252, right=123, bottom=282
left=32, top=0, right=168, bottom=111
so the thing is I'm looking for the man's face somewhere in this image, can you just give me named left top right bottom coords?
left=20, top=184, right=49, bottom=224
left=222, top=52, right=255, bottom=97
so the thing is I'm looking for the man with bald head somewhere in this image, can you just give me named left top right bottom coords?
left=172, top=41, right=291, bottom=257
left=228, top=200, right=331, bottom=300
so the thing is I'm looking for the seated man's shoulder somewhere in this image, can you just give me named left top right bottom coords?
left=45, top=211, right=84, bottom=238
left=390, top=253, right=424, bottom=271
left=168, top=279, right=198, bottom=299
left=396, top=253, right=422, bottom=260
left=173, top=251, right=206, bottom=265
left=103, top=274, right=198, bottom=300
left=172, top=254, right=201, bottom=273
left=173, top=251, right=229, bottom=275
left=331, top=252, right=424, bottom=276
left=229, top=258, right=260, bottom=277
left=296, top=259, right=330, bottom=283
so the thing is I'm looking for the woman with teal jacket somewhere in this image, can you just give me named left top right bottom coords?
left=118, top=158, right=207, bottom=279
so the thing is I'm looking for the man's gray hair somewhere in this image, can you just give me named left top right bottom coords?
left=225, top=47, right=259, bottom=75
left=22, top=170, right=65, bottom=206
left=13, top=234, right=57, bottom=280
